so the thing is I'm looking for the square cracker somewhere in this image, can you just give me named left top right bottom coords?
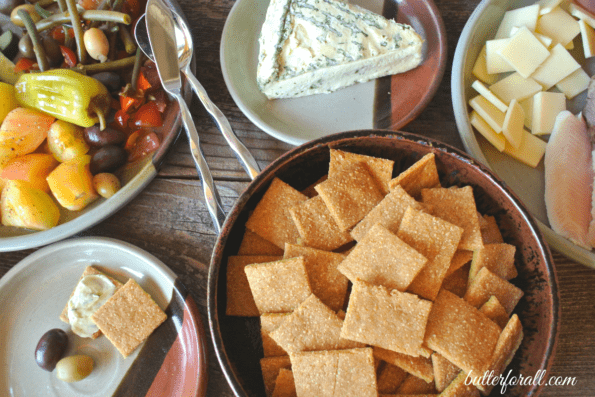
left=60, top=265, right=123, bottom=339
left=388, top=153, right=441, bottom=199
left=246, top=178, right=308, bottom=249
left=469, top=243, right=518, bottom=281
left=272, top=368, right=297, bottom=397
left=238, top=229, right=284, bottom=256
left=373, top=347, right=434, bottom=383
left=480, top=296, right=510, bottom=329
left=445, top=250, right=473, bottom=278
left=289, top=195, right=353, bottom=251
left=244, top=257, right=312, bottom=314
left=291, top=348, right=377, bottom=397
left=421, top=186, right=484, bottom=251
left=261, top=356, right=292, bottom=397
left=338, top=223, right=427, bottom=292
left=283, top=244, right=348, bottom=312
left=440, top=371, right=480, bottom=397
left=376, top=361, right=408, bottom=394
left=464, top=267, right=523, bottom=315
left=261, top=313, right=291, bottom=357
left=91, top=279, right=167, bottom=357
left=350, top=185, right=424, bottom=241
left=475, top=314, right=523, bottom=394
left=329, top=149, right=394, bottom=194
left=441, top=263, right=470, bottom=298
left=315, top=162, right=384, bottom=231
left=481, top=214, right=504, bottom=244
left=269, top=294, right=363, bottom=353
left=341, top=281, right=433, bottom=357
left=424, top=289, right=501, bottom=376
left=432, top=353, right=461, bottom=392
left=397, top=207, right=463, bottom=301
left=226, top=255, right=282, bottom=317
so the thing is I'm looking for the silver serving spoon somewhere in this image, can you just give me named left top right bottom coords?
left=134, top=12, right=261, bottom=180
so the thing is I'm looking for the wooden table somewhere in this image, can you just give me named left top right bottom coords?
left=1, top=0, right=594, bottom=395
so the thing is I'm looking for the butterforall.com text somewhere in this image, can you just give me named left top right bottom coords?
left=465, top=369, right=577, bottom=394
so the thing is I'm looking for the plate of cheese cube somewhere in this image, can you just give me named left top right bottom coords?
left=452, top=0, right=595, bottom=267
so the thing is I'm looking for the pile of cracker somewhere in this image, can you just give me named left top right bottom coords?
left=61, top=266, right=167, bottom=358
left=226, top=149, right=525, bottom=397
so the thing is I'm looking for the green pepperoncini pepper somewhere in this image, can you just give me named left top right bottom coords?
left=14, top=69, right=111, bottom=130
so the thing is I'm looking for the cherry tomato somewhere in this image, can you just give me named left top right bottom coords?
left=78, top=0, right=101, bottom=10
left=131, top=102, right=163, bottom=128
left=119, top=90, right=144, bottom=113
left=125, top=130, right=160, bottom=162
left=137, top=72, right=151, bottom=91
left=14, top=58, right=37, bottom=73
left=51, top=26, right=65, bottom=44
left=114, top=109, right=130, bottom=130
left=152, top=90, right=168, bottom=113
left=60, top=46, right=77, bottom=67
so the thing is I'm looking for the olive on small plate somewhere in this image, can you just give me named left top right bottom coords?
left=35, top=328, right=69, bottom=372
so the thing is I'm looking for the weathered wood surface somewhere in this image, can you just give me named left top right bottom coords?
left=1, top=0, right=594, bottom=396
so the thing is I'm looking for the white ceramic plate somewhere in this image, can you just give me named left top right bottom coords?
left=452, top=0, right=595, bottom=267
left=0, top=237, right=207, bottom=397
left=220, top=0, right=447, bottom=146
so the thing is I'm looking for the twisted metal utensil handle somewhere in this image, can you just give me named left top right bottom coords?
left=183, top=70, right=260, bottom=180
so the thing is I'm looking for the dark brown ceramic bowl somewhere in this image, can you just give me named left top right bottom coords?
left=207, top=130, right=559, bottom=397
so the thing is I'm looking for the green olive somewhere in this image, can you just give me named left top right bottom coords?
left=10, top=4, right=41, bottom=27
left=55, top=355, right=94, bottom=382
left=93, top=173, right=121, bottom=198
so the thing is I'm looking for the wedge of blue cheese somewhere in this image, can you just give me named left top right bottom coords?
left=257, top=0, right=424, bottom=99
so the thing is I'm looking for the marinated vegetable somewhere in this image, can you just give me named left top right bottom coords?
left=93, top=172, right=120, bottom=198
left=1, top=179, right=60, bottom=230
left=55, top=355, right=94, bottom=382
left=0, top=82, right=17, bottom=125
left=35, top=328, right=69, bottom=372
left=47, top=120, right=90, bottom=162
left=47, top=155, right=98, bottom=211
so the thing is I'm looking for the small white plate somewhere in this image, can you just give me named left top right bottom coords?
left=220, top=0, right=447, bottom=146
left=0, top=237, right=207, bottom=397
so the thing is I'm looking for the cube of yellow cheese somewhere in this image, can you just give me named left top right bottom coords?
left=470, top=111, right=506, bottom=152
left=511, top=26, right=553, bottom=48
left=472, top=45, right=499, bottom=85
left=495, top=4, right=540, bottom=39
left=498, top=26, right=550, bottom=78
left=530, top=44, right=580, bottom=90
left=471, top=80, right=508, bottom=112
left=532, top=92, right=566, bottom=135
left=538, top=0, right=564, bottom=15
left=579, top=19, right=595, bottom=58
left=556, top=68, right=590, bottom=99
left=469, top=95, right=506, bottom=133
left=536, top=7, right=580, bottom=47
left=503, top=129, right=546, bottom=168
left=489, top=72, right=542, bottom=105
left=519, top=96, right=534, bottom=130
left=502, top=99, right=525, bottom=149
left=486, top=39, right=515, bottom=74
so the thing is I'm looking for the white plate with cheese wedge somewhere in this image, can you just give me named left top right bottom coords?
left=221, top=0, right=447, bottom=146
left=452, top=0, right=595, bottom=268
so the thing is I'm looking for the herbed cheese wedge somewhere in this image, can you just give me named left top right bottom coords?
left=256, top=0, right=423, bottom=99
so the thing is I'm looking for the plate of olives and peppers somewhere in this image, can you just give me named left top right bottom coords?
left=0, top=0, right=191, bottom=251
left=0, top=237, right=207, bottom=397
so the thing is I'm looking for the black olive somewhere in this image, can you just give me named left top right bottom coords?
left=84, top=125, right=126, bottom=148
left=90, top=145, right=127, bottom=174
left=91, top=72, right=121, bottom=93
left=35, top=329, right=69, bottom=372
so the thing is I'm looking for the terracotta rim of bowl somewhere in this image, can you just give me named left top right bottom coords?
left=207, top=129, right=560, bottom=397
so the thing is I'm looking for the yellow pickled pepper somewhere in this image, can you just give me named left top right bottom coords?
left=14, top=69, right=111, bottom=130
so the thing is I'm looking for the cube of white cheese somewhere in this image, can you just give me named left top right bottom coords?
left=538, top=0, right=565, bottom=15
left=504, top=129, right=547, bottom=168
left=472, top=45, right=499, bottom=85
left=503, top=99, right=525, bottom=149
left=536, top=7, right=580, bottom=47
left=569, top=3, right=595, bottom=29
left=486, top=39, right=515, bottom=74
left=469, top=95, right=506, bottom=133
left=519, top=96, right=534, bottom=130
left=471, top=80, right=508, bottom=112
left=579, top=19, right=595, bottom=58
left=510, top=26, right=553, bottom=48
left=495, top=4, right=540, bottom=39
left=532, top=91, right=566, bottom=135
left=556, top=68, right=590, bottom=99
left=498, top=26, right=550, bottom=78
left=470, top=111, right=506, bottom=152
left=530, top=44, right=580, bottom=90
left=489, top=72, right=543, bottom=105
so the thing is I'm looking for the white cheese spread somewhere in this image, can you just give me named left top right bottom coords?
left=67, top=274, right=116, bottom=338
left=257, top=0, right=424, bottom=98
